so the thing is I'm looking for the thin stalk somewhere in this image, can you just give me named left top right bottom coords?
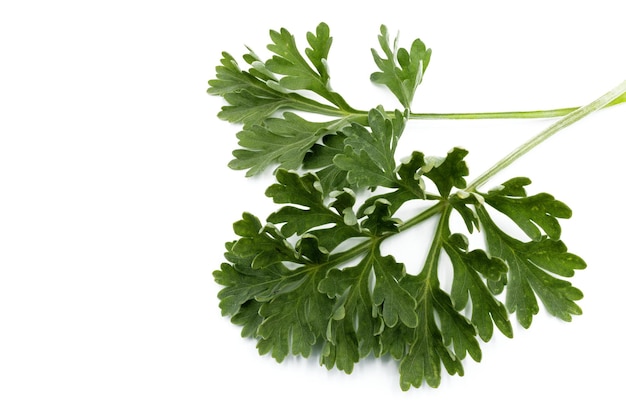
left=397, top=202, right=445, bottom=232
left=324, top=202, right=445, bottom=268
left=409, top=107, right=579, bottom=120
left=296, top=93, right=625, bottom=121
left=418, top=204, right=452, bottom=284
left=466, top=80, right=626, bottom=192
left=408, top=92, right=625, bottom=119
left=326, top=236, right=372, bottom=266
left=408, top=90, right=625, bottom=120
left=312, top=104, right=594, bottom=120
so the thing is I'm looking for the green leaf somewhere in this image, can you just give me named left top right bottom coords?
left=320, top=245, right=417, bottom=329
left=360, top=198, right=401, bottom=236
left=266, top=170, right=337, bottom=234
left=435, top=287, right=482, bottom=362
left=302, top=133, right=350, bottom=194
left=229, top=212, right=301, bottom=268
left=370, top=25, right=432, bottom=109
left=397, top=274, right=467, bottom=390
left=257, top=270, right=333, bottom=361
left=371, top=250, right=418, bottom=328
left=210, top=22, right=608, bottom=391
left=266, top=170, right=362, bottom=251
left=231, top=299, right=264, bottom=338
left=422, top=147, right=469, bottom=198
left=318, top=245, right=416, bottom=372
left=477, top=206, right=586, bottom=328
left=305, top=22, right=332, bottom=83
left=355, top=151, right=428, bottom=217
left=396, top=151, right=427, bottom=190
left=320, top=322, right=361, bottom=373
left=266, top=27, right=327, bottom=94
left=318, top=263, right=382, bottom=371
left=296, top=234, right=330, bottom=263
left=213, top=260, right=284, bottom=317
left=207, top=25, right=354, bottom=127
left=215, top=149, right=588, bottom=389
left=265, top=23, right=352, bottom=110
left=229, top=113, right=340, bottom=177
left=334, top=108, right=406, bottom=190
left=444, top=233, right=513, bottom=340
left=208, top=51, right=294, bottom=125
left=482, top=177, right=572, bottom=240
left=215, top=236, right=302, bottom=317
left=395, top=210, right=480, bottom=390
left=218, top=88, right=289, bottom=126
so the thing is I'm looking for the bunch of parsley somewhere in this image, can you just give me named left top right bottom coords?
left=208, top=23, right=626, bottom=390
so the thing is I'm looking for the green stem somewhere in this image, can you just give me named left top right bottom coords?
left=418, top=204, right=452, bottom=284
left=301, top=92, right=625, bottom=121
left=324, top=202, right=445, bottom=268
left=466, top=80, right=626, bottom=192
left=408, top=91, right=624, bottom=119
left=304, top=104, right=581, bottom=121
left=275, top=81, right=625, bottom=274
left=409, top=107, right=579, bottom=120
left=326, top=236, right=372, bottom=266
left=397, top=202, right=445, bottom=233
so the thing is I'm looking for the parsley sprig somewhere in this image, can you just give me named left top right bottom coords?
left=209, top=23, right=626, bottom=390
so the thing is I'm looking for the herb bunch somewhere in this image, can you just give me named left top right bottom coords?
left=208, top=23, right=626, bottom=390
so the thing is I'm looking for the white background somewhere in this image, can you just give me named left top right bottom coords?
left=1, top=0, right=625, bottom=403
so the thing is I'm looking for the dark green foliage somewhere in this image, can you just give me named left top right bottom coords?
left=209, top=22, right=591, bottom=390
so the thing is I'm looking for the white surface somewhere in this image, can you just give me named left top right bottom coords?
left=1, top=1, right=624, bottom=403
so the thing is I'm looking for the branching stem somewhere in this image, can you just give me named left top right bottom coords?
left=306, top=93, right=625, bottom=121
left=319, top=81, right=626, bottom=274
left=419, top=204, right=452, bottom=284
left=466, top=80, right=626, bottom=192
